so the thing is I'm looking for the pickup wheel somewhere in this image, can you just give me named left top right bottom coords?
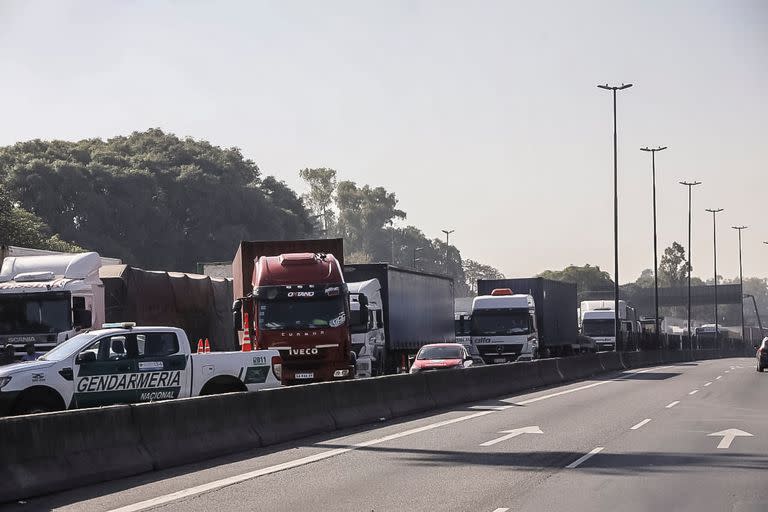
left=12, top=387, right=66, bottom=416
left=200, top=376, right=248, bottom=396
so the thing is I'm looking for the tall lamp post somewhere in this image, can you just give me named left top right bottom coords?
left=705, top=208, right=724, bottom=343
left=680, top=181, right=702, bottom=349
left=441, top=229, right=454, bottom=274
left=732, top=226, right=748, bottom=343
left=641, top=146, right=667, bottom=347
left=598, top=82, right=633, bottom=347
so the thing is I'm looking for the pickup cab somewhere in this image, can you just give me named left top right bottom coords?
left=0, top=324, right=281, bottom=415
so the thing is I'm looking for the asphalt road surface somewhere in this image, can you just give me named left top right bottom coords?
left=4, top=357, right=765, bottom=512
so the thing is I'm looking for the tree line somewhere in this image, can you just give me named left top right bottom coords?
left=0, top=129, right=503, bottom=295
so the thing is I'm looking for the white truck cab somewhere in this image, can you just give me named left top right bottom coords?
left=0, top=252, right=104, bottom=358
left=0, top=324, right=281, bottom=416
left=348, top=279, right=385, bottom=378
left=470, top=288, right=538, bottom=363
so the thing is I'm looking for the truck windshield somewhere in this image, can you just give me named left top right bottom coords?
left=582, top=319, right=615, bottom=337
left=0, top=295, right=71, bottom=335
left=470, top=311, right=530, bottom=335
left=258, top=297, right=346, bottom=330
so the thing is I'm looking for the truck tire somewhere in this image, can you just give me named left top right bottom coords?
left=200, top=376, right=248, bottom=396
left=758, top=363, right=764, bottom=373
left=12, top=388, right=65, bottom=416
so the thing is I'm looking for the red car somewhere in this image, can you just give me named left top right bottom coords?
left=409, top=343, right=474, bottom=374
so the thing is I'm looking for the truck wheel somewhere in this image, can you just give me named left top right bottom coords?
left=200, top=377, right=248, bottom=395
left=758, top=363, right=764, bottom=373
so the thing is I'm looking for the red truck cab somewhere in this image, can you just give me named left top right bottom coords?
left=241, top=252, right=356, bottom=384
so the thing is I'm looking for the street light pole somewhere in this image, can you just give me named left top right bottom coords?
left=680, top=181, right=702, bottom=349
left=706, top=208, right=724, bottom=343
left=744, top=294, right=764, bottom=340
left=641, top=146, right=667, bottom=347
left=598, top=82, right=633, bottom=348
left=441, top=229, right=454, bottom=274
left=732, top=226, right=748, bottom=342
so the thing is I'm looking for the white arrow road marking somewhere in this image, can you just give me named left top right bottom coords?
left=480, top=426, right=543, bottom=447
left=566, top=447, right=604, bottom=468
left=707, top=429, right=754, bottom=449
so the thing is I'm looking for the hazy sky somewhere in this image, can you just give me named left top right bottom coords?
left=1, top=1, right=766, bottom=283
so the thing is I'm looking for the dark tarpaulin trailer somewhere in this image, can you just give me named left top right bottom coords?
left=100, top=265, right=235, bottom=351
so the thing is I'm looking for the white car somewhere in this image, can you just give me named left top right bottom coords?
left=0, top=323, right=281, bottom=415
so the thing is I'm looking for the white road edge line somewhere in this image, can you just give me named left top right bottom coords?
left=566, top=447, right=604, bottom=469
left=630, top=418, right=652, bottom=430
left=689, top=389, right=699, bottom=395
left=704, top=382, right=712, bottom=387
left=666, top=401, right=680, bottom=408
left=106, top=364, right=676, bottom=512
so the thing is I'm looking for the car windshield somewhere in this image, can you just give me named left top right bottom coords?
left=417, top=346, right=463, bottom=360
left=258, top=297, right=346, bottom=330
left=582, top=319, right=615, bottom=337
left=0, top=295, right=71, bottom=335
left=38, top=333, right=99, bottom=362
left=470, top=311, right=530, bottom=335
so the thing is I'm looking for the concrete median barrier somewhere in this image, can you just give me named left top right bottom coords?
left=248, top=384, right=336, bottom=446
left=537, top=358, right=563, bottom=386
left=327, top=377, right=391, bottom=429
left=622, top=351, right=644, bottom=369
left=556, top=354, right=602, bottom=380
left=0, top=405, right=152, bottom=503
left=133, top=392, right=259, bottom=470
left=597, top=351, right=624, bottom=371
left=375, top=373, right=435, bottom=417
left=424, top=367, right=476, bottom=408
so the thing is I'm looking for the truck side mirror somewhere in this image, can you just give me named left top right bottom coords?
left=232, top=300, right=243, bottom=330
left=73, top=309, right=92, bottom=329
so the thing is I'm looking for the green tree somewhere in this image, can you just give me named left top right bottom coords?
left=299, top=168, right=337, bottom=235
left=463, top=259, right=505, bottom=295
left=0, top=183, right=83, bottom=252
left=538, top=264, right=614, bottom=295
left=0, top=130, right=313, bottom=270
left=658, top=242, right=688, bottom=287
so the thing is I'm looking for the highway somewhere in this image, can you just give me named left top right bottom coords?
left=5, top=357, right=765, bottom=512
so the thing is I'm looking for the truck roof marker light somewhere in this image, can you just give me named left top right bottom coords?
left=491, top=288, right=514, bottom=296
left=279, top=253, right=318, bottom=266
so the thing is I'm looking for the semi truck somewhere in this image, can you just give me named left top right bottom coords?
left=580, top=300, right=640, bottom=351
left=0, top=324, right=281, bottom=416
left=476, top=278, right=581, bottom=359
left=344, top=264, right=455, bottom=376
left=231, top=239, right=360, bottom=385
left=0, top=252, right=237, bottom=360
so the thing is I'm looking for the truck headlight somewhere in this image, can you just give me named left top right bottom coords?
left=0, top=377, right=12, bottom=390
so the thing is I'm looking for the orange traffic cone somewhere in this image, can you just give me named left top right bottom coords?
left=204, top=338, right=211, bottom=353
left=197, top=339, right=204, bottom=353
left=241, top=313, right=252, bottom=352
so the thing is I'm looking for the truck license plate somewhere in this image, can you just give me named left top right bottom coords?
left=494, top=358, right=506, bottom=363
left=295, top=372, right=314, bottom=380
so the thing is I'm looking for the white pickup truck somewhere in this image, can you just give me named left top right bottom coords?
left=0, top=323, right=282, bottom=415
